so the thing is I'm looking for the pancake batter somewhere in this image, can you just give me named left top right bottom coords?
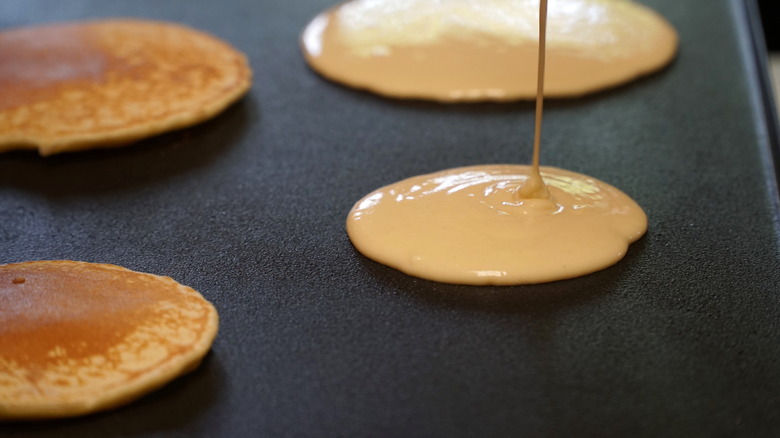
left=302, top=0, right=677, bottom=101
left=346, top=0, right=647, bottom=284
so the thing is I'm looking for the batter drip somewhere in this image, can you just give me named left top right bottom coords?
left=345, top=0, right=648, bottom=284
left=347, top=165, right=646, bottom=285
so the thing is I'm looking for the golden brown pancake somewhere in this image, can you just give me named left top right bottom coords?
left=0, top=260, right=219, bottom=419
left=301, top=0, right=678, bottom=101
left=0, top=19, right=251, bottom=156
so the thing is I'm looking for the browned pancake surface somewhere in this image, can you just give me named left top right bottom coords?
left=0, top=19, right=251, bottom=155
left=0, top=260, right=219, bottom=419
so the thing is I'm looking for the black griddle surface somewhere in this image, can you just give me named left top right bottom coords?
left=3, top=0, right=780, bottom=436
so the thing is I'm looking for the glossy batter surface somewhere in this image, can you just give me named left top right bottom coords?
left=301, top=0, right=677, bottom=101
left=347, top=165, right=647, bottom=284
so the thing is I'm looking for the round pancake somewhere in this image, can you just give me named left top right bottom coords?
left=0, top=260, right=219, bottom=420
left=301, top=0, right=678, bottom=101
left=0, top=19, right=251, bottom=156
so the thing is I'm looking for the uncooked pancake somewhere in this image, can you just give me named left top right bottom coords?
left=0, top=261, right=219, bottom=419
left=301, top=0, right=678, bottom=101
left=345, top=0, right=647, bottom=284
left=0, top=19, right=251, bottom=156
left=346, top=165, right=647, bottom=285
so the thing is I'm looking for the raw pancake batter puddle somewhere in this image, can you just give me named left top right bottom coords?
left=346, top=0, right=648, bottom=285
left=302, top=0, right=677, bottom=101
left=347, top=165, right=647, bottom=285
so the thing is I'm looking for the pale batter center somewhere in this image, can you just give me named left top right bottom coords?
left=346, top=165, right=646, bottom=285
left=301, top=0, right=678, bottom=101
left=345, top=0, right=648, bottom=284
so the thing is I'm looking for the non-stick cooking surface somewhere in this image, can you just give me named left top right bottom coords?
left=3, top=0, right=780, bottom=436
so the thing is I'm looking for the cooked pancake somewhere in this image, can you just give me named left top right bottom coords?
left=0, top=260, right=219, bottom=419
left=0, top=19, right=251, bottom=156
left=301, top=0, right=678, bottom=101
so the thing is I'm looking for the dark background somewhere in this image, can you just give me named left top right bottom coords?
left=759, top=0, right=779, bottom=50
left=2, top=0, right=780, bottom=436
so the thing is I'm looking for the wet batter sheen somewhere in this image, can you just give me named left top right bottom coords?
left=301, top=0, right=677, bottom=101
left=346, top=165, right=646, bottom=285
left=345, top=0, right=648, bottom=284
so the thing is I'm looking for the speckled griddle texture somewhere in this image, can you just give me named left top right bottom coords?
left=2, top=0, right=780, bottom=436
